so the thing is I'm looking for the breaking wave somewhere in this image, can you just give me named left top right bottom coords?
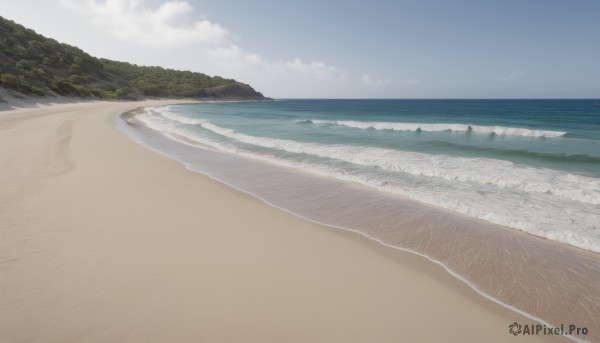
left=299, top=119, right=568, bottom=138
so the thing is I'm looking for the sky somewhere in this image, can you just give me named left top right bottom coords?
left=1, top=0, right=599, bottom=98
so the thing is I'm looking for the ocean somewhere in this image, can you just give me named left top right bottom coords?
left=132, top=99, right=600, bottom=252
left=119, top=99, right=600, bottom=338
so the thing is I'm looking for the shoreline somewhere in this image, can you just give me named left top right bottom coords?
left=0, top=101, right=571, bottom=342
left=116, top=107, right=565, bottom=332
left=121, top=104, right=599, bottom=343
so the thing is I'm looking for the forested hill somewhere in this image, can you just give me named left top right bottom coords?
left=0, top=16, right=267, bottom=100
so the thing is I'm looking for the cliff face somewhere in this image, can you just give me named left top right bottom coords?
left=0, top=16, right=268, bottom=101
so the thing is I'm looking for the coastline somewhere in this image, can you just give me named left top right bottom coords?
left=122, top=102, right=600, bottom=342
left=0, top=101, right=569, bottom=342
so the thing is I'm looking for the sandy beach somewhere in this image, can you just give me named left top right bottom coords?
left=0, top=101, right=568, bottom=342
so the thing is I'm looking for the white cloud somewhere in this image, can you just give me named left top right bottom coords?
left=207, top=45, right=348, bottom=97
left=208, top=45, right=262, bottom=69
left=283, top=58, right=337, bottom=78
left=60, top=0, right=229, bottom=47
left=362, top=74, right=390, bottom=87
left=498, top=71, right=523, bottom=83
left=208, top=46, right=338, bottom=78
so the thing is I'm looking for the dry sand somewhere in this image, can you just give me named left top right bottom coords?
left=0, top=101, right=567, bottom=342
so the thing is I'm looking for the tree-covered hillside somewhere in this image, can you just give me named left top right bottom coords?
left=0, top=16, right=267, bottom=100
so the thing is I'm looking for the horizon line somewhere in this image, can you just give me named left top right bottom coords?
left=274, top=97, right=600, bottom=100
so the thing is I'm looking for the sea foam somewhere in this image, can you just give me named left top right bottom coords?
left=302, top=119, right=567, bottom=138
left=198, top=118, right=599, bottom=206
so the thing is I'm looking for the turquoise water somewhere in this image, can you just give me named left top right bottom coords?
left=135, top=99, right=600, bottom=252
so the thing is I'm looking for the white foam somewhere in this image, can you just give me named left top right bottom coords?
left=194, top=119, right=600, bottom=206
left=136, top=108, right=600, bottom=253
left=308, top=119, right=567, bottom=138
left=156, top=108, right=206, bottom=125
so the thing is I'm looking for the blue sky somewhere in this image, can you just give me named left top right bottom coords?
left=2, top=0, right=599, bottom=98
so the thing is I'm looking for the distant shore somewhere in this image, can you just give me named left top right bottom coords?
left=0, top=101, right=567, bottom=342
